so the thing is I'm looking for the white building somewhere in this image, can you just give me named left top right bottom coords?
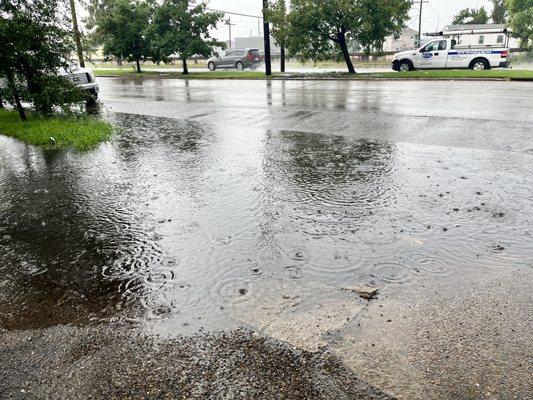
left=234, top=36, right=281, bottom=55
left=442, top=24, right=520, bottom=48
left=382, top=27, right=419, bottom=52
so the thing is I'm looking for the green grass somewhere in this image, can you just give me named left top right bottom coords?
left=362, top=69, right=533, bottom=80
left=93, top=68, right=266, bottom=79
left=0, top=109, right=113, bottom=151
left=93, top=67, right=533, bottom=81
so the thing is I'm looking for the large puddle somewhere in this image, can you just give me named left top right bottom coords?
left=1, top=111, right=532, bottom=346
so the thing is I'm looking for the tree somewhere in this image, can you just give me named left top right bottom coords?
left=69, top=0, right=85, bottom=67
left=452, top=7, right=490, bottom=25
left=0, top=0, right=85, bottom=120
left=283, top=0, right=410, bottom=73
left=88, top=0, right=153, bottom=73
left=268, top=0, right=288, bottom=72
left=505, top=0, right=533, bottom=49
left=149, top=0, right=224, bottom=75
left=491, top=0, right=507, bottom=23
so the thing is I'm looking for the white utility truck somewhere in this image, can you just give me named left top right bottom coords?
left=392, top=27, right=512, bottom=71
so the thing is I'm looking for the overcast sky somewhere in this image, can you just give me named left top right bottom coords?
left=207, top=0, right=495, bottom=41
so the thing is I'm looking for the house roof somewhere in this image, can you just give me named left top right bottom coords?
left=444, top=23, right=506, bottom=31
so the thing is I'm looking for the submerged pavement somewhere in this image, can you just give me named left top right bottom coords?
left=1, top=78, right=532, bottom=399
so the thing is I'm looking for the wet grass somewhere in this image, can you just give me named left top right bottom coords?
left=93, top=68, right=266, bottom=79
left=363, top=69, right=533, bottom=80
left=0, top=109, right=113, bottom=151
left=93, top=67, right=533, bottom=81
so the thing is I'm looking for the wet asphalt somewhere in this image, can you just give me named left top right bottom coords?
left=1, top=78, right=532, bottom=399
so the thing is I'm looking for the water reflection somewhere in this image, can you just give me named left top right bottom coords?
left=1, top=110, right=532, bottom=332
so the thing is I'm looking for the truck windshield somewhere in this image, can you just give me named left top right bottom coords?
left=422, top=42, right=440, bottom=52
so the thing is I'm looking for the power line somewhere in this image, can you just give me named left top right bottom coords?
left=205, top=8, right=261, bottom=19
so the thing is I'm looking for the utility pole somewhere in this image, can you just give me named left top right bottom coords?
left=69, top=0, right=85, bottom=67
left=262, top=0, right=272, bottom=76
left=280, top=0, right=286, bottom=73
left=416, top=0, right=429, bottom=47
left=225, top=17, right=235, bottom=48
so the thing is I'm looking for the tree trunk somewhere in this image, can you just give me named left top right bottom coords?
left=0, top=96, right=4, bottom=108
left=182, top=58, right=189, bottom=75
left=69, top=0, right=85, bottom=68
left=337, top=32, right=355, bottom=74
left=135, top=58, right=142, bottom=73
left=280, top=0, right=286, bottom=73
left=280, top=45, right=285, bottom=73
left=7, top=72, right=26, bottom=121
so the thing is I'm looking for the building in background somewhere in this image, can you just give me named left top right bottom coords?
left=382, top=28, right=419, bottom=52
left=442, top=24, right=520, bottom=48
left=234, top=36, right=281, bottom=56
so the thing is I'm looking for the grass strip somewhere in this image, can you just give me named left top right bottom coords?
left=0, top=109, right=113, bottom=151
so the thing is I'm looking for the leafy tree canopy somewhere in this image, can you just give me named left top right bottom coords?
left=505, top=0, right=533, bottom=49
left=87, top=0, right=154, bottom=72
left=452, top=7, right=490, bottom=25
left=149, top=0, right=224, bottom=74
left=282, top=0, right=411, bottom=73
left=0, top=0, right=85, bottom=120
left=491, top=0, right=507, bottom=23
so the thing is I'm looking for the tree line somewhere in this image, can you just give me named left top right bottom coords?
left=86, top=0, right=224, bottom=74
left=1, top=0, right=532, bottom=121
left=450, top=0, right=531, bottom=50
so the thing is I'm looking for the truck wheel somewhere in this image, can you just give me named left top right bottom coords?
left=208, top=62, right=216, bottom=71
left=398, top=60, right=413, bottom=72
left=470, top=58, right=490, bottom=70
left=236, top=61, right=244, bottom=71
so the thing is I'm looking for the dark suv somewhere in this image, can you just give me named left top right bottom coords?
left=207, top=48, right=263, bottom=71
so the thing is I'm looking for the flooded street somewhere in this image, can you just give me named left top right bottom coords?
left=1, top=78, right=532, bottom=399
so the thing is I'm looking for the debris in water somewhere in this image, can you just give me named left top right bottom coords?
left=342, top=286, right=379, bottom=300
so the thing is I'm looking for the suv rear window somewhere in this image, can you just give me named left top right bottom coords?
left=249, top=50, right=260, bottom=56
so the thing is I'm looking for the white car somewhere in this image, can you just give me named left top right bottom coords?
left=61, top=67, right=99, bottom=100
left=392, top=38, right=510, bottom=71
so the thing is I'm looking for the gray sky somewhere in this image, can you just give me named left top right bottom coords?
left=207, top=0, right=495, bottom=41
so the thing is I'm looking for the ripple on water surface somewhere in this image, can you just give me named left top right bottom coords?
left=0, top=115, right=532, bottom=330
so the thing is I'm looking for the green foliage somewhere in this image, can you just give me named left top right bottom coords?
left=0, top=0, right=86, bottom=119
left=87, top=0, right=154, bottom=72
left=452, top=7, right=490, bottom=24
left=282, top=0, right=411, bottom=73
left=506, top=0, right=533, bottom=49
left=267, top=0, right=288, bottom=48
left=491, top=0, right=508, bottom=23
left=355, top=0, right=412, bottom=54
left=149, top=0, right=224, bottom=74
left=0, top=109, right=113, bottom=150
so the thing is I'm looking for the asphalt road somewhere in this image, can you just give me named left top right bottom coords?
left=1, top=78, right=532, bottom=399
left=101, top=77, right=533, bottom=399
left=99, top=78, right=533, bottom=152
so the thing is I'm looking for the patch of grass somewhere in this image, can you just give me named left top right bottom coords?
left=362, top=69, right=533, bottom=80
left=181, top=71, right=266, bottom=79
left=93, top=67, right=533, bottom=81
left=93, top=68, right=266, bottom=79
left=0, top=109, right=113, bottom=151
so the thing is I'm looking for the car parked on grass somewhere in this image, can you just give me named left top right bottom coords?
left=207, top=48, right=263, bottom=71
